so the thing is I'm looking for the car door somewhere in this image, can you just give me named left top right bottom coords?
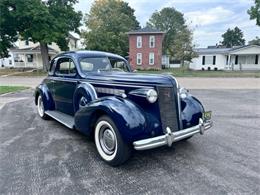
left=53, top=57, right=78, bottom=116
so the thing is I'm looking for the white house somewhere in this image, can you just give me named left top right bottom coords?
left=190, top=45, right=260, bottom=71
left=162, top=55, right=181, bottom=68
left=0, top=32, right=80, bottom=69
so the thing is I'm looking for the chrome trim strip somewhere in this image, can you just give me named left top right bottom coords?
left=176, top=88, right=183, bottom=130
left=169, top=75, right=183, bottom=130
left=95, top=87, right=125, bottom=96
left=133, top=119, right=213, bottom=150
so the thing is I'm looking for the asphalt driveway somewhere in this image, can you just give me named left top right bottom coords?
left=0, top=89, right=259, bottom=194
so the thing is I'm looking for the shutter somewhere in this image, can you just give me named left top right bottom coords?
left=202, top=56, right=205, bottom=65
left=213, top=56, right=216, bottom=65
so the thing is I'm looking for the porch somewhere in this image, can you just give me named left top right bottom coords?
left=10, top=46, right=58, bottom=69
left=226, top=54, right=260, bottom=71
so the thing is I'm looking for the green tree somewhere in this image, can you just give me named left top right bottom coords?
left=83, top=0, right=139, bottom=56
left=170, top=28, right=197, bottom=65
left=221, top=27, right=245, bottom=48
left=248, top=36, right=260, bottom=45
left=0, top=0, right=20, bottom=57
left=0, top=0, right=82, bottom=70
left=248, top=0, right=260, bottom=26
left=147, top=7, right=195, bottom=64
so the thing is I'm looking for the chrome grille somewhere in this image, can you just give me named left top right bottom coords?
left=157, top=87, right=180, bottom=132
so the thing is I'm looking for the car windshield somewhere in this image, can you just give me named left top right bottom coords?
left=79, top=57, right=130, bottom=73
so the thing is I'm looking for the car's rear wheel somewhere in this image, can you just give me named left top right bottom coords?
left=37, top=95, right=48, bottom=120
left=94, top=115, right=131, bottom=166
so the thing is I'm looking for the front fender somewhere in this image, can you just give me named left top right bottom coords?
left=34, top=83, right=55, bottom=111
left=75, top=96, right=152, bottom=143
left=181, top=95, right=204, bottom=129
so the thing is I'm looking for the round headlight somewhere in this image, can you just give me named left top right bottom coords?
left=146, top=89, right=158, bottom=103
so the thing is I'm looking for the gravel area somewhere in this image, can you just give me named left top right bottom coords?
left=0, top=89, right=259, bottom=194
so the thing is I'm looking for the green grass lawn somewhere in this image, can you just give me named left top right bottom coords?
left=0, top=86, right=29, bottom=95
left=138, top=68, right=260, bottom=78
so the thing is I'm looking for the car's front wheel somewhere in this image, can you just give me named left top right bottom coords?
left=94, top=115, right=131, bottom=166
left=37, top=94, right=48, bottom=120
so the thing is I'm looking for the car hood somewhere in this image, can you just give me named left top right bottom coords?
left=82, top=72, right=177, bottom=87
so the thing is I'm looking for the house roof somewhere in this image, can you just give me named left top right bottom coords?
left=195, top=45, right=260, bottom=55
left=68, top=32, right=80, bottom=40
left=194, top=48, right=231, bottom=54
left=10, top=45, right=58, bottom=54
left=128, top=26, right=165, bottom=34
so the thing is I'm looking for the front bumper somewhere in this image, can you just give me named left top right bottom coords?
left=133, top=119, right=213, bottom=150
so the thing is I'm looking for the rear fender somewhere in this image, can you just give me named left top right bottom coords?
left=74, top=96, right=150, bottom=143
left=34, top=84, right=55, bottom=111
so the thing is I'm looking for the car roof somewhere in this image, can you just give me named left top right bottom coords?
left=55, top=50, right=126, bottom=60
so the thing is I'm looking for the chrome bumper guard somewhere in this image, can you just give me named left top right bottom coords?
left=133, top=119, right=213, bottom=150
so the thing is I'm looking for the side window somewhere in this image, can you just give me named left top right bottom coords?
left=48, top=59, right=55, bottom=75
left=55, top=58, right=76, bottom=76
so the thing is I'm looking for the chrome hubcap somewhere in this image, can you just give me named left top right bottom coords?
left=100, top=127, right=116, bottom=155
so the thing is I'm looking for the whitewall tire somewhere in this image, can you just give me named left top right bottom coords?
left=94, top=116, right=131, bottom=166
left=37, top=95, right=48, bottom=120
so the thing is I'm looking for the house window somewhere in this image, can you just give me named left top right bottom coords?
left=136, top=36, right=142, bottom=48
left=205, top=56, right=213, bottom=65
left=255, top=55, right=259, bottom=65
left=137, top=53, right=142, bottom=65
left=27, top=54, right=33, bottom=62
left=25, top=40, right=29, bottom=46
left=149, top=36, right=155, bottom=48
left=202, top=56, right=205, bottom=65
left=213, top=56, right=216, bottom=65
left=203, top=55, right=216, bottom=65
left=149, top=53, right=155, bottom=65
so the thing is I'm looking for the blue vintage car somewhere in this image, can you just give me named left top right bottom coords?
left=35, top=51, right=213, bottom=166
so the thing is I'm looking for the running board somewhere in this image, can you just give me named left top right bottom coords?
left=45, top=110, right=75, bottom=129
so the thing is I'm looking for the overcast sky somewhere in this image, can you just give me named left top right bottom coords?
left=75, top=0, right=260, bottom=47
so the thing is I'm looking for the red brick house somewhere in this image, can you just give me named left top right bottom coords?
left=128, top=27, right=165, bottom=70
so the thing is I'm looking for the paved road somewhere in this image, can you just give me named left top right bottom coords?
left=0, top=89, right=259, bottom=194
left=0, top=76, right=259, bottom=89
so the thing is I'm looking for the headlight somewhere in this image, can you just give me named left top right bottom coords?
left=179, top=87, right=189, bottom=99
left=146, top=89, right=158, bottom=103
